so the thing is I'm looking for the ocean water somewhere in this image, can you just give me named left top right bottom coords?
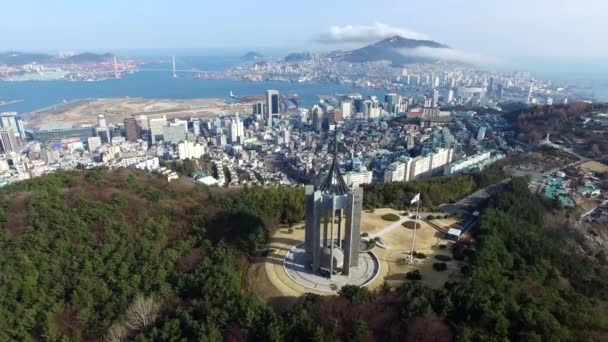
left=0, top=57, right=386, bottom=113
left=0, top=55, right=607, bottom=114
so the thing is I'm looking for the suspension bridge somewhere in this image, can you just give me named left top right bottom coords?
left=110, top=55, right=218, bottom=78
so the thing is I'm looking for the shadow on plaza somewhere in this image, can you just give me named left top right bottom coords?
left=249, top=252, right=286, bottom=266
left=266, top=245, right=292, bottom=253
left=270, top=236, right=302, bottom=247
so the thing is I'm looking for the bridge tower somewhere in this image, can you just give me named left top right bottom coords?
left=172, top=56, right=177, bottom=78
left=113, top=55, right=120, bottom=79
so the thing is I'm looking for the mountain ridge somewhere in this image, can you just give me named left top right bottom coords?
left=241, top=51, right=264, bottom=61
left=334, top=35, right=450, bottom=65
left=0, top=52, right=115, bottom=66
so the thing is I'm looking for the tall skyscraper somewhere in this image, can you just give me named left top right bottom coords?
left=98, top=114, right=107, bottom=128
left=229, top=114, right=244, bottom=144
left=447, top=89, right=455, bottom=103
left=353, top=98, right=364, bottom=114
left=265, top=90, right=280, bottom=127
left=368, top=96, right=381, bottom=118
left=191, top=119, right=201, bottom=136
left=252, top=102, right=265, bottom=116
left=432, top=89, right=440, bottom=108
left=496, top=84, right=504, bottom=99
left=149, top=117, right=167, bottom=144
left=282, top=128, right=291, bottom=145
left=341, top=100, right=352, bottom=119
left=385, top=93, right=400, bottom=114
left=95, top=113, right=111, bottom=143
left=477, top=126, right=486, bottom=141
left=312, top=105, right=324, bottom=132
left=124, top=118, right=141, bottom=142
left=0, top=127, right=18, bottom=153
left=527, top=81, right=534, bottom=104
left=0, top=112, right=25, bottom=141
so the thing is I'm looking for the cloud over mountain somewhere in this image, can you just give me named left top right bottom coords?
left=317, top=22, right=429, bottom=44
left=398, top=47, right=499, bottom=65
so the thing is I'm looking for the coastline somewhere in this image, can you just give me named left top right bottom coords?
left=0, top=99, right=23, bottom=108
left=22, top=97, right=257, bottom=130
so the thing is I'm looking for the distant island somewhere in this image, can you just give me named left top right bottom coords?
left=241, top=51, right=264, bottom=61
left=0, top=51, right=115, bottom=66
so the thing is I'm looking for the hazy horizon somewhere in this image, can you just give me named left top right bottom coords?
left=2, top=0, right=608, bottom=60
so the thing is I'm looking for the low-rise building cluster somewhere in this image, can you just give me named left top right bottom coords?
left=0, top=87, right=521, bottom=188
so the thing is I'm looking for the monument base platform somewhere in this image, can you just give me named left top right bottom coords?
left=283, top=243, right=380, bottom=292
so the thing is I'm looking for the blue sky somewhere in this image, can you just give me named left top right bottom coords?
left=2, top=0, right=607, bottom=59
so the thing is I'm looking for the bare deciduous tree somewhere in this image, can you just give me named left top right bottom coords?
left=125, top=294, right=161, bottom=330
left=104, top=322, right=128, bottom=342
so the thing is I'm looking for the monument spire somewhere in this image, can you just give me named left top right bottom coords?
left=319, top=131, right=348, bottom=195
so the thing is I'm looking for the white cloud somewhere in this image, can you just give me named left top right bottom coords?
left=317, top=22, right=429, bottom=44
left=398, top=47, right=500, bottom=65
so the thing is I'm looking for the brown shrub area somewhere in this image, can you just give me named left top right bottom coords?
left=175, top=247, right=206, bottom=272
left=406, top=315, right=453, bottom=342
left=5, top=193, right=31, bottom=235
left=310, top=294, right=403, bottom=340
left=54, top=306, right=83, bottom=339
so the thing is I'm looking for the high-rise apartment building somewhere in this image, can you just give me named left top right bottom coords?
left=229, top=114, right=244, bottom=144
left=124, top=118, right=141, bottom=142
left=0, top=112, right=25, bottom=141
left=265, top=90, right=280, bottom=127
left=149, top=117, right=167, bottom=144
left=0, top=127, right=18, bottom=153
left=383, top=148, right=454, bottom=183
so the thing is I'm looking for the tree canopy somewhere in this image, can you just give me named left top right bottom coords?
left=0, top=169, right=606, bottom=341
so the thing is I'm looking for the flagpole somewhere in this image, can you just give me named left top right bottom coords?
left=410, top=193, right=420, bottom=264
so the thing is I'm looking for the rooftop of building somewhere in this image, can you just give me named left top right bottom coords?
left=37, top=123, right=74, bottom=131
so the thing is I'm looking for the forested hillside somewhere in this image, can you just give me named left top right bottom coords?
left=504, top=102, right=608, bottom=157
left=0, top=168, right=303, bottom=340
left=362, top=171, right=506, bottom=209
left=0, top=169, right=606, bottom=341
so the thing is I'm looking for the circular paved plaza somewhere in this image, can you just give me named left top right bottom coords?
left=283, top=243, right=380, bottom=292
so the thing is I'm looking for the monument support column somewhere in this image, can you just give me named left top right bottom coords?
left=329, top=197, right=335, bottom=278
left=337, top=211, right=342, bottom=248
left=304, top=185, right=315, bottom=262
left=350, top=187, right=363, bottom=268
left=343, top=187, right=363, bottom=274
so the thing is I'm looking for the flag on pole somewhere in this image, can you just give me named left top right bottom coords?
left=410, top=192, right=421, bottom=205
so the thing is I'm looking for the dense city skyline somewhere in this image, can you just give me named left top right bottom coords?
left=2, top=0, right=608, bottom=59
